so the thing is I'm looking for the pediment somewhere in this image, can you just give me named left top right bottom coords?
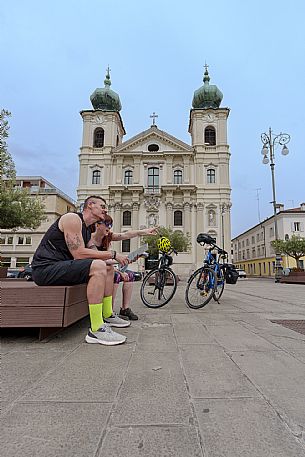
left=113, top=126, right=193, bottom=154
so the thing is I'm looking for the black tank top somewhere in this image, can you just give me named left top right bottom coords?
left=32, top=213, right=92, bottom=268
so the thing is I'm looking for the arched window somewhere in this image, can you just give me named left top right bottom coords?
left=94, top=128, right=104, bottom=148
left=122, top=239, right=130, bottom=252
left=204, top=127, right=216, bottom=146
left=123, top=210, right=131, bottom=226
left=207, top=168, right=216, bottom=184
left=92, top=170, right=101, bottom=184
left=124, top=170, right=133, bottom=185
left=148, top=167, right=159, bottom=190
left=173, top=169, right=182, bottom=184
left=174, top=210, right=183, bottom=226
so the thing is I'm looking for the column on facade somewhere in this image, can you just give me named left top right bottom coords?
left=223, top=202, right=232, bottom=256
left=166, top=157, right=173, bottom=184
left=183, top=156, right=190, bottom=183
left=166, top=202, right=173, bottom=228
left=191, top=203, right=197, bottom=265
left=183, top=202, right=191, bottom=235
left=134, top=158, right=140, bottom=184
left=196, top=202, right=204, bottom=234
left=131, top=202, right=140, bottom=251
left=113, top=202, right=121, bottom=233
left=81, top=113, right=92, bottom=148
left=116, top=158, right=123, bottom=184
left=196, top=203, right=204, bottom=266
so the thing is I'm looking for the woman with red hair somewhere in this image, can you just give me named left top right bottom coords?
left=93, top=214, right=156, bottom=321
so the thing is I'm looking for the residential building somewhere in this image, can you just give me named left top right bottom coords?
left=232, top=203, right=305, bottom=276
left=0, top=176, right=76, bottom=268
left=77, top=66, right=232, bottom=273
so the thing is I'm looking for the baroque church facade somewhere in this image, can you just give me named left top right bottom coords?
left=77, top=66, right=232, bottom=273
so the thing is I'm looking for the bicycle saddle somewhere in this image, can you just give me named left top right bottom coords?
left=196, top=233, right=216, bottom=245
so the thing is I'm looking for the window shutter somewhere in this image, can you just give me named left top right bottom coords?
left=300, top=222, right=304, bottom=232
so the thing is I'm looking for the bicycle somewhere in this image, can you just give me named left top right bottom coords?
left=185, top=233, right=228, bottom=309
left=140, top=248, right=178, bottom=308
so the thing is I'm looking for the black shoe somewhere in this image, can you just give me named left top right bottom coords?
left=119, top=307, right=138, bottom=321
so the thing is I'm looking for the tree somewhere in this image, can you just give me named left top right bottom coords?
left=142, top=226, right=192, bottom=256
left=0, top=110, right=46, bottom=230
left=271, top=236, right=305, bottom=270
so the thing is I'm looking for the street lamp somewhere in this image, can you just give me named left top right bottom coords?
left=260, top=127, right=290, bottom=282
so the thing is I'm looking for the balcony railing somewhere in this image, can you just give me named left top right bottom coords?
left=144, top=186, right=161, bottom=194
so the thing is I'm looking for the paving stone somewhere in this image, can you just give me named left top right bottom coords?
left=231, top=350, right=305, bottom=395
left=1, top=402, right=111, bottom=457
left=99, top=426, right=203, bottom=457
left=173, top=322, right=216, bottom=345
left=194, top=398, right=305, bottom=457
left=2, top=350, right=69, bottom=402
left=180, top=344, right=259, bottom=398
left=110, top=351, right=193, bottom=425
left=232, top=350, right=305, bottom=438
left=207, top=323, right=277, bottom=351
left=20, top=344, right=133, bottom=402
left=137, top=325, right=177, bottom=352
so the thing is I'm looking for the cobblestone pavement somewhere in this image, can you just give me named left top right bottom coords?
left=1, top=278, right=305, bottom=456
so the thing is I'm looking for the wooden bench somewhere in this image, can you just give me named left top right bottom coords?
left=0, top=280, right=89, bottom=340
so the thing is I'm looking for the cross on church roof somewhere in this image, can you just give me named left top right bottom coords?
left=204, top=62, right=209, bottom=72
left=150, top=112, right=158, bottom=126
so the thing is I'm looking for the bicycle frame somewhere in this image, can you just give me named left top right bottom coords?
left=201, top=244, right=228, bottom=289
left=141, top=248, right=178, bottom=308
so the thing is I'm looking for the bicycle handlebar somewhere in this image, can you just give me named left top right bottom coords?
left=199, top=241, right=227, bottom=256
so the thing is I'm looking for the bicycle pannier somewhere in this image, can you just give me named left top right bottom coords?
left=225, top=265, right=239, bottom=284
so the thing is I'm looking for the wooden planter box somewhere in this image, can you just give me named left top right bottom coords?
left=0, top=267, right=8, bottom=278
left=1, top=280, right=89, bottom=339
left=280, top=271, right=305, bottom=284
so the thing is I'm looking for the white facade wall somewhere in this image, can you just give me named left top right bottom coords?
left=77, top=105, right=232, bottom=273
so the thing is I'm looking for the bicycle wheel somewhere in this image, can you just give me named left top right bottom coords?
left=213, top=267, right=225, bottom=301
left=140, top=267, right=177, bottom=308
left=185, top=266, right=217, bottom=309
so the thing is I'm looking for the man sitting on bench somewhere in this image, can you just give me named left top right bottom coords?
left=31, top=195, right=130, bottom=346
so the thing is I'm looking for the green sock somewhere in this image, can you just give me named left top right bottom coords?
left=89, top=303, right=104, bottom=332
left=102, top=296, right=113, bottom=318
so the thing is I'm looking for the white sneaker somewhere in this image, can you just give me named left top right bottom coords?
left=85, top=324, right=126, bottom=345
left=104, top=313, right=131, bottom=328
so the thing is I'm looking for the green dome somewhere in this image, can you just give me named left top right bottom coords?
left=192, top=66, right=223, bottom=109
left=90, top=68, right=122, bottom=111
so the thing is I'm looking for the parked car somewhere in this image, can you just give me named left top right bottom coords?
left=236, top=268, right=247, bottom=278
left=17, top=264, right=33, bottom=281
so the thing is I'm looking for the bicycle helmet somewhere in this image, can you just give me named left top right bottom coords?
left=196, top=233, right=216, bottom=245
left=157, top=237, right=171, bottom=252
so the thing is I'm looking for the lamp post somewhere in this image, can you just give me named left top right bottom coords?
left=260, top=127, right=290, bottom=282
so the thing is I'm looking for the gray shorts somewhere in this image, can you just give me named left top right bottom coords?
left=32, top=259, right=94, bottom=286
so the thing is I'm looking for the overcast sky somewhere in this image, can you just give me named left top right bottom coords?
left=1, top=0, right=304, bottom=236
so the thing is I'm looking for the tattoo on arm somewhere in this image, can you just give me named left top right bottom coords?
left=66, top=233, right=82, bottom=251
